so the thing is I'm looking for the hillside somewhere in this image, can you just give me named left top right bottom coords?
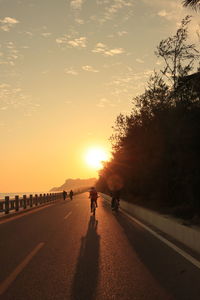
left=50, top=178, right=97, bottom=192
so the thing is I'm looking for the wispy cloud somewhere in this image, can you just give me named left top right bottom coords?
left=157, top=9, right=181, bottom=21
left=82, top=65, right=99, bottom=72
left=97, top=97, right=116, bottom=108
left=68, top=37, right=87, bottom=48
left=142, top=0, right=200, bottom=44
left=0, top=83, right=39, bottom=114
left=64, top=67, right=79, bottom=75
left=142, top=0, right=184, bottom=23
left=41, top=32, right=52, bottom=38
left=92, top=42, right=125, bottom=56
left=97, top=0, right=133, bottom=22
left=117, top=30, right=128, bottom=36
left=0, top=17, right=19, bottom=32
left=106, top=67, right=154, bottom=99
left=136, top=58, right=144, bottom=64
left=0, top=42, right=20, bottom=67
left=75, top=18, right=85, bottom=24
left=70, top=0, right=84, bottom=10
left=56, top=35, right=87, bottom=48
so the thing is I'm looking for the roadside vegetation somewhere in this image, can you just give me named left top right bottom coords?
left=96, top=16, right=200, bottom=221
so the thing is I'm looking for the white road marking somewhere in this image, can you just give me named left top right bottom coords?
left=64, top=211, right=72, bottom=220
left=0, top=242, right=45, bottom=295
left=122, top=210, right=200, bottom=270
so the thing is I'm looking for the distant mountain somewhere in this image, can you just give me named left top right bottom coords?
left=50, top=178, right=97, bottom=192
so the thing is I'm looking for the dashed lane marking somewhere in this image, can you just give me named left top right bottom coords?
left=64, top=211, right=72, bottom=220
left=0, top=242, right=45, bottom=295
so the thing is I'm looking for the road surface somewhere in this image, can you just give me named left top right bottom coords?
left=0, top=193, right=200, bottom=299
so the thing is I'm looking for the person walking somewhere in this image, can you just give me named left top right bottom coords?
left=63, top=190, right=67, bottom=200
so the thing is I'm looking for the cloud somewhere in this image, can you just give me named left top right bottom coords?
left=0, top=42, right=20, bottom=67
left=82, top=65, right=99, bottom=72
left=136, top=58, right=144, bottom=64
left=157, top=9, right=180, bottom=21
left=92, top=42, right=125, bottom=56
left=41, top=32, right=52, bottom=38
left=70, top=0, right=84, bottom=10
left=97, top=98, right=116, bottom=108
left=64, top=67, right=79, bottom=75
left=97, top=0, right=133, bottom=22
left=75, top=18, right=85, bottom=24
left=117, top=30, right=128, bottom=36
left=56, top=35, right=87, bottom=48
left=0, top=17, right=19, bottom=32
left=24, top=31, right=33, bottom=37
left=56, top=36, right=68, bottom=45
left=0, top=83, right=38, bottom=114
left=68, top=37, right=87, bottom=48
left=106, top=67, right=154, bottom=99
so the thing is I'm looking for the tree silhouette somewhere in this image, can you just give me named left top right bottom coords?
left=183, top=0, right=200, bottom=9
left=155, top=16, right=199, bottom=91
left=97, top=16, right=200, bottom=218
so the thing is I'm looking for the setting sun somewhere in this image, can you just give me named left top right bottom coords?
left=85, top=147, right=109, bottom=169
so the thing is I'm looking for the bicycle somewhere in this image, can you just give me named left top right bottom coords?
left=91, top=200, right=96, bottom=216
left=112, top=197, right=119, bottom=212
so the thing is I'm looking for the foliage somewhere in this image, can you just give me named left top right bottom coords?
left=183, top=0, right=200, bottom=10
left=155, top=16, right=199, bottom=90
left=97, top=16, right=200, bottom=217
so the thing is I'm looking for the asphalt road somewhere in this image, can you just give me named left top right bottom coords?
left=0, top=193, right=200, bottom=300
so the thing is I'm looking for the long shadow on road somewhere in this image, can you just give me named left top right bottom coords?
left=71, top=215, right=100, bottom=300
left=114, top=212, right=200, bottom=300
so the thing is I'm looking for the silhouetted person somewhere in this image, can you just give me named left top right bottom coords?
left=69, top=190, right=73, bottom=200
left=89, top=187, right=98, bottom=212
left=111, top=189, right=121, bottom=209
left=63, top=190, right=67, bottom=200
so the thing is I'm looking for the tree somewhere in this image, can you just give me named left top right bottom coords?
left=183, top=0, right=200, bottom=9
left=155, top=16, right=199, bottom=90
left=96, top=14, right=200, bottom=216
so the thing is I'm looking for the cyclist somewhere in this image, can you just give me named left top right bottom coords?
left=69, top=190, right=73, bottom=200
left=89, top=187, right=98, bottom=212
left=111, top=189, right=121, bottom=210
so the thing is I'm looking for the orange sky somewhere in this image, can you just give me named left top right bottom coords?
left=0, top=0, right=199, bottom=192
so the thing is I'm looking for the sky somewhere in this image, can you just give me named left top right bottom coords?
left=0, top=0, right=199, bottom=192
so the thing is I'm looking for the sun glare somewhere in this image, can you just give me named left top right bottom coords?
left=85, top=147, right=109, bottom=169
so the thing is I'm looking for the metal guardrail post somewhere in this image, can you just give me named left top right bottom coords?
left=15, top=195, right=19, bottom=211
left=39, top=194, right=42, bottom=205
left=27, top=196, right=30, bottom=207
left=10, top=200, right=15, bottom=210
left=0, top=201, right=3, bottom=212
left=35, top=194, right=38, bottom=206
left=5, top=196, right=9, bottom=214
left=23, top=195, right=27, bottom=209
left=30, top=195, right=33, bottom=207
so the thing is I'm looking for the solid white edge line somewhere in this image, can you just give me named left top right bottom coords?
left=0, top=242, right=45, bottom=295
left=121, top=210, right=200, bottom=270
left=64, top=211, right=72, bottom=220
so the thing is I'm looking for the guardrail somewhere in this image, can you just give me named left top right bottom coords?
left=0, top=192, right=62, bottom=215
